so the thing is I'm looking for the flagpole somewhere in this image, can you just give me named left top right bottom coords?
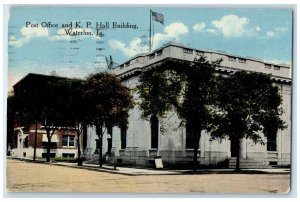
left=149, top=9, right=152, bottom=53
left=152, top=14, right=154, bottom=51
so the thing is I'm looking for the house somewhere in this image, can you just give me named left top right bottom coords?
left=10, top=73, right=84, bottom=159
left=84, top=42, right=292, bottom=168
left=12, top=124, right=80, bottom=159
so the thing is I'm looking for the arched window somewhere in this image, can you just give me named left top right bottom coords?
left=150, top=115, right=159, bottom=149
left=186, top=120, right=193, bottom=149
left=107, top=126, right=113, bottom=154
left=267, top=133, right=277, bottom=151
left=120, top=125, right=127, bottom=149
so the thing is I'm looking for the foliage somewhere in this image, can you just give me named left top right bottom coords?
left=136, top=64, right=182, bottom=119
left=13, top=74, right=76, bottom=162
left=209, top=71, right=285, bottom=170
left=59, top=78, right=87, bottom=166
left=53, top=157, right=77, bottom=163
left=136, top=57, right=222, bottom=172
left=84, top=72, right=134, bottom=166
left=7, top=95, right=16, bottom=148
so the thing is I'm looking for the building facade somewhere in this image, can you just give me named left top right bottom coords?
left=84, top=43, right=291, bottom=168
left=12, top=124, right=79, bottom=159
left=9, top=43, right=291, bottom=168
left=10, top=73, right=81, bottom=159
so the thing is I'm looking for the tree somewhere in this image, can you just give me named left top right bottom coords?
left=209, top=71, right=285, bottom=171
left=60, top=79, right=87, bottom=166
left=7, top=95, right=16, bottom=153
left=137, top=57, right=222, bottom=172
left=13, top=74, right=73, bottom=162
left=84, top=72, right=133, bottom=167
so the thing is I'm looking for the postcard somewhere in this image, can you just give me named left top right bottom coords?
left=5, top=5, right=293, bottom=194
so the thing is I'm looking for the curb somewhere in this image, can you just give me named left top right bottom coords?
left=7, top=157, right=290, bottom=176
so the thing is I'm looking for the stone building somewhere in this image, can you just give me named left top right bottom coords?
left=84, top=42, right=292, bottom=168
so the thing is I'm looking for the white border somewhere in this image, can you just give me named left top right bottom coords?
left=1, top=0, right=299, bottom=201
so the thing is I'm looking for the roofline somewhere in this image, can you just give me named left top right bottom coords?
left=117, top=57, right=292, bottom=84
left=117, top=42, right=291, bottom=69
left=12, top=73, right=77, bottom=88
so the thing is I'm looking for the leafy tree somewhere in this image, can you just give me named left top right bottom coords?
left=59, top=79, right=87, bottom=166
left=209, top=71, right=285, bottom=171
left=7, top=95, right=16, bottom=152
left=13, top=74, right=73, bottom=162
left=84, top=72, right=133, bottom=167
left=136, top=65, right=182, bottom=119
left=137, top=57, right=222, bottom=172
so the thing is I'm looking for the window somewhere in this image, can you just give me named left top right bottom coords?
left=120, top=125, right=127, bottom=149
left=107, top=126, right=112, bottom=154
left=156, top=50, right=163, bottom=56
left=228, top=56, right=236, bottom=61
left=125, top=62, right=130, bottom=67
left=150, top=115, right=159, bottom=149
left=23, top=136, right=28, bottom=148
left=149, top=53, right=155, bottom=59
left=62, top=153, right=75, bottom=158
left=196, top=51, right=204, bottom=56
left=265, top=64, right=271, bottom=69
left=186, top=120, right=193, bottom=149
left=274, top=66, right=280, bottom=70
left=183, top=48, right=193, bottom=54
left=62, top=135, right=75, bottom=147
left=267, top=133, right=277, bottom=151
left=42, top=153, right=56, bottom=158
left=238, top=58, right=246, bottom=63
left=42, top=142, right=57, bottom=148
left=42, top=134, right=58, bottom=149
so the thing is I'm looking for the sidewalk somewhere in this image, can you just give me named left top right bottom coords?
left=53, top=162, right=290, bottom=176
left=8, top=157, right=290, bottom=176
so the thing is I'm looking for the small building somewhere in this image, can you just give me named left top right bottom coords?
left=12, top=124, right=79, bottom=159
left=10, top=73, right=82, bottom=159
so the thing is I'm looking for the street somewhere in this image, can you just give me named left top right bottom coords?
left=6, top=159, right=290, bottom=193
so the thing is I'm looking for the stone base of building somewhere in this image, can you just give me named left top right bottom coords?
left=113, top=149, right=290, bottom=169
left=11, top=148, right=78, bottom=159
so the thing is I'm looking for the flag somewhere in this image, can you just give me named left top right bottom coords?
left=152, top=11, right=164, bottom=25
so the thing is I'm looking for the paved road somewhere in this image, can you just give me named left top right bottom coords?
left=6, top=159, right=290, bottom=193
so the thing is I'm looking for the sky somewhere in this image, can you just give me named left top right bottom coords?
left=6, top=6, right=293, bottom=91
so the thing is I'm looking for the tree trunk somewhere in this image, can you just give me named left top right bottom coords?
left=77, top=133, right=82, bottom=166
left=99, top=136, right=103, bottom=167
left=33, top=120, right=38, bottom=161
left=46, top=135, right=51, bottom=162
left=192, top=128, right=201, bottom=173
left=235, top=138, right=241, bottom=172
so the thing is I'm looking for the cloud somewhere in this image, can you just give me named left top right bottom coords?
left=265, top=27, right=288, bottom=38
left=193, top=22, right=206, bottom=32
left=152, top=22, right=189, bottom=49
left=266, top=31, right=276, bottom=38
left=21, top=25, right=49, bottom=38
left=109, top=22, right=189, bottom=57
left=9, top=25, right=49, bottom=47
left=8, top=36, right=28, bottom=48
left=9, top=24, right=100, bottom=48
left=211, top=15, right=249, bottom=37
left=109, top=37, right=148, bottom=57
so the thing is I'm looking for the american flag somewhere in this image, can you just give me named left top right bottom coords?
left=152, top=11, right=164, bottom=25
